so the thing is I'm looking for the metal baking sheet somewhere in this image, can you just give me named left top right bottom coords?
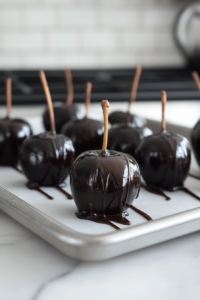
left=0, top=119, right=200, bottom=261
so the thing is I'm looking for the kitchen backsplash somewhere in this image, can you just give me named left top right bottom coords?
left=0, top=0, right=189, bottom=69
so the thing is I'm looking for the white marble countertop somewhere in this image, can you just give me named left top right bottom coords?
left=1, top=101, right=200, bottom=300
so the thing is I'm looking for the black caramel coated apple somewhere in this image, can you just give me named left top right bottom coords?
left=107, top=123, right=152, bottom=156
left=191, top=120, right=200, bottom=166
left=42, top=103, right=80, bottom=133
left=0, top=117, right=32, bottom=166
left=108, top=111, right=146, bottom=127
left=135, top=130, right=191, bottom=190
left=19, top=132, right=75, bottom=186
left=70, top=150, right=141, bottom=218
left=61, top=117, right=104, bottom=157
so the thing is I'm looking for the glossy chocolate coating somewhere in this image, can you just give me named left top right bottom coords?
left=108, top=111, right=146, bottom=127
left=108, top=123, right=152, bottom=156
left=70, top=150, right=141, bottom=218
left=19, top=132, right=75, bottom=186
left=42, top=103, right=80, bottom=133
left=135, top=130, right=191, bottom=190
left=191, top=120, right=200, bottom=166
left=61, top=117, right=104, bottom=157
left=0, top=117, right=32, bottom=166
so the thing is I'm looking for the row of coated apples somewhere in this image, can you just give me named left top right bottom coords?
left=1, top=69, right=200, bottom=227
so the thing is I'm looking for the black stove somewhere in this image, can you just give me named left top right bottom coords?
left=0, top=68, right=199, bottom=105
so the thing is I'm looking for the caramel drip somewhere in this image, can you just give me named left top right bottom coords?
left=87, top=152, right=133, bottom=226
left=142, top=182, right=200, bottom=202
left=27, top=182, right=53, bottom=200
left=141, top=182, right=171, bottom=201
left=76, top=212, right=120, bottom=230
left=189, top=173, right=200, bottom=180
left=55, top=185, right=73, bottom=199
left=174, top=186, right=200, bottom=201
left=127, top=204, right=152, bottom=221
left=107, top=215, right=131, bottom=225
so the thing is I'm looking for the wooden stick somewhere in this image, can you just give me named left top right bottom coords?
left=65, top=69, right=74, bottom=106
left=128, top=66, right=142, bottom=112
left=85, top=82, right=92, bottom=117
left=161, top=90, right=167, bottom=131
left=192, top=71, right=200, bottom=92
left=101, top=100, right=110, bottom=152
left=39, top=71, right=56, bottom=134
left=6, top=78, right=12, bottom=118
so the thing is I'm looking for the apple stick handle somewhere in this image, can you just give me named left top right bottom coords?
left=65, top=69, right=74, bottom=106
left=101, top=100, right=110, bottom=152
left=192, top=71, right=200, bottom=92
left=85, top=82, right=92, bottom=117
left=6, top=78, right=12, bottom=118
left=128, top=66, right=142, bottom=113
left=161, top=90, right=167, bottom=131
left=39, top=70, right=56, bottom=134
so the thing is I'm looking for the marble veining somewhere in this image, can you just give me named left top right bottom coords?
left=0, top=211, right=78, bottom=300
left=26, top=231, right=200, bottom=300
left=1, top=207, right=200, bottom=300
left=32, top=262, right=81, bottom=300
left=0, top=234, right=34, bottom=246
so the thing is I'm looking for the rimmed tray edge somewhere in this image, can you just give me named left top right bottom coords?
left=1, top=186, right=200, bottom=261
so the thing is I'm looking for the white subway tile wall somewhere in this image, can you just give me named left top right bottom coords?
left=0, top=0, right=187, bottom=69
